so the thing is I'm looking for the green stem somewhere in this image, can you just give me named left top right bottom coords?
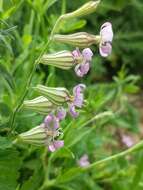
left=131, top=152, right=143, bottom=190
left=9, top=43, right=49, bottom=134
left=50, top=15, right=65, bottom=40
left=82, top=140, right=143, bottom=171
left=63, top=111, right=113, bottom=141
left=9, top=15, right=64, bottom=134
left=80, top=111, right=113, bottom=129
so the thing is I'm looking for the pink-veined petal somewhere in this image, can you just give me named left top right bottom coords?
left=44, top=114, right=59, bottom=129
left=69, top=104, right=79, bottom=118
left=78, top=154, right=90, bottom=167
left=81, top=62, right=90, bottom=74
left=72, top=48, right=81, bottom=58
left=73, top=84, right=86, bottom=95
left=99, top=42, right=112, bottom=57
left=74, top=64, right=84, bottom=77
left=57, top=107, right=67, bottom=121
left=48, top=140, right=64, bottom=152
left=82, top=48, right=93, bottom=61
left=74, top=93, right=84, bottom=108
left=100, top=22, right=113, bottom=43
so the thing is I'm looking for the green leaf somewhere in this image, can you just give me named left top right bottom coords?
left=124, top=84, right=140, bottom=94
left=131, top=152, right=143, bottom=190
left=50, top=147, right=75, bottom=161
left=0, top=64, right=15, bottom=90
left=62, top=19, right=86, bottom=33
left=56, top=167, right=83, bottom=183
left=0, top=102, right=11, bottom=117
left=20, top=161, right=43, bottom=190
left=44, top=0, right=58, bottom=11
left=0, top=148, right=22, bottom=190
left=65, top=126, right=93, bottom=148
left=0, top=136, right=12, bottom=149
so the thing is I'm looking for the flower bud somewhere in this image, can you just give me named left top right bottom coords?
left=23, top=96, right=56, bottom=115
left=40, top=50, right=75, bottom=70
left=34, top=85, right=71, bottom=106
left=53, top=32, right=101, bottom=47
left=64, top=1, right=100, bottom=19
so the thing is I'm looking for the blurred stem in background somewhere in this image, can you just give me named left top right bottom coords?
left=84, top=140, right=143, bottom=171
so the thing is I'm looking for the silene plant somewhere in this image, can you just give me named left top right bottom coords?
left=12, top=1, right=114, bottom=164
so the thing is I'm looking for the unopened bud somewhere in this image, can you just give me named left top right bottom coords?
left=64, top=1, right=100, bottom=19
left=34, top=85, right=71, bottom=106
left=23, top=96, right=56, bottom=115
left=40, top=50, right=75, bottom=70
left=53, top=32, right=101, bottom=47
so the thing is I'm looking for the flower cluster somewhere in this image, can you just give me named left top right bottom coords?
left=18, top=1, right=114, bottom=153
left=20, top=84, right=86, bottom=152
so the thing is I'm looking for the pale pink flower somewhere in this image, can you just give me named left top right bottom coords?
left=122, top=135, right=134, bottom=148
left=69, top=84, right=86, bottom=118
left=99, top=22, right=113, bottom=57
left=44, top=114, right=64, bottom=152
left=78, top=154, right=90, bottom=167
left=72, top=48, right=93, bottom=77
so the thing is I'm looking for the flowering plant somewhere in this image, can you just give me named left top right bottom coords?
left=0, top=1, right=141, bottom=190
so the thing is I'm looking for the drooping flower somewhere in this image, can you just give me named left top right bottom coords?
left=40, top=48, right=93, bottom=78
left=53, top=32, right=100, bottom=47
left=78, top=154, right=90, bottom=167
left=72, top=48, right=93, bottom=77
left=48, top=140, right=64, bottom=152
left=44, top=114, right=64, bottom=152
left=99, top=22, right=113, bottom=57
left=17, top=114, right=64, bottom=152
left=56, top=107, right=67, bottom=121
left=69, top=84, right=86, bottom=118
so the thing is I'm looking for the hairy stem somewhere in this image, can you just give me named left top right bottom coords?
left=9, top=17, right=64, bottom=134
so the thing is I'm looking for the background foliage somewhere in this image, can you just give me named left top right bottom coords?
left=0, top=0, right=143, bottom=189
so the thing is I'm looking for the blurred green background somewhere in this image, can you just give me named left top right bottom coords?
left=0, top=0, right=143, bottom=190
